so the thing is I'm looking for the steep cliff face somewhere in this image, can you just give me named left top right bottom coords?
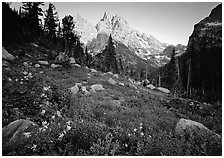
left=180, top=4, right=222, bottom=101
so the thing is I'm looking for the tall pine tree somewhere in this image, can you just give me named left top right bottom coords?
left=105, top=34, right=118, bottom=73
left=44, top=3, right=58, bottom=42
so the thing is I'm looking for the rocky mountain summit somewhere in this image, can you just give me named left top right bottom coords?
left=73, top=11, right=169, bottom=68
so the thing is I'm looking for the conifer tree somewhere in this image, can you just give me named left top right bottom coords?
left=22, top=2, right=44, bottom=37
left=105, top=34, right=118, bottom=73
left=62, top=15, right=75, bottom=54
left=44, top=3, right=58, bottom=42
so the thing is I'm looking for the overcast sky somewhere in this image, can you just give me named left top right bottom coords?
left=10, top=2, right=220, bottom=45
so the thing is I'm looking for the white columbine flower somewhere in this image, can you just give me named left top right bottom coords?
left=52, top=115, right=55, bottom=119
left=23, top=132, right=31, bottom=138
left=41, top=109, right=46, bottom=115
left=133, top=128, right=137, bottom=132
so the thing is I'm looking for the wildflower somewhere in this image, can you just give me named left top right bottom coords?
left=66, top=121, right=72, bottom=125
left=133, top=128, right=137, bottom=132
left=66, top=125, right=71, bottom=131
left=124, top=143, right=128, bottom=147
left=8, top=78, right=12, bottom=82
left=58, top=133, right=64, bottom=140
left=43, top=86, right=50, bottom=91
left=52, top=115, right=55, bottom=119
left=56, top=111, right=62, bottom=118
left=140, top=132, right=144, bottom=136
left=23, top=71, right=28, bottom=75
left=41, top=109, right=46, bottom=115
left=128, top=133, right=131, bottom=136
left=20, top=81, right=23, bottom=84
left=42, top=121, right=48, bottom=127
left=23, top=132, right=31, bottom=138
left=15, top=78, right=18, bottom=82
left=31, top=144, right=37, bottom=151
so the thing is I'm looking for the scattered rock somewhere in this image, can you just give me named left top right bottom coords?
left=23, top=62, right=29, bottom=67
left=2, top=60, right=10, bottom=67
left=30, top=43, right=38, bottom=47
left=90, top=68, right=97, bottom=73
left=2, top=119, right=38, bottom=151
left=128, top=78, right=134, bottom=83
left=91, top=84, right=105, bottom=91
left=34, top=64, right=41, bottom=68
left=55, top=52, right=69, bottom=63
left=56, top=111, right=62, bottom=118
left=107, top=71, right=113, bottom=75
left=85, top=66, right=89, bottom=69
left=51, top=64, right=62, bottom=68
left=110, top=100, right=121, bottom=107
left=75, top=82, right=82, bottom=87
left=69, top=57, right=76, bottom=64
left=119, top=82, right=125, bottom=86
left=82, top=81, right=88, bottom=85
left=108, top=78, right=116, bottom=85
left=113, top=74, right=119, bottom=78
left=74, top=64, right=81, bottom=68
left=135, top=81, right=141, bottom=86
left=129, top=83, right=138, bottom=89
left=2, top=47, right=15, bottom=61
left=157, top=87, right=171, bottom=93
left=142, top=79, right=150, bottom=86
left=147, top=84, right=156, bottom=90
left=70, top=85, right=79, bottom=95
left=39, top=71, right=44, bottom=74
left=81, top=86, right=89, bottom=95
left=89, top=88, right=96, bottom=93
left=38, top=60, right=49, bottom=65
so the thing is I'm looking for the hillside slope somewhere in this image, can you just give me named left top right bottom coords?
left=2, top=43, right=221, bottom=156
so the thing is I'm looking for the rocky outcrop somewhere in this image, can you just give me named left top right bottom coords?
left=179, top=4, right=222, bottom=101
left=3, top=47, right=15, bottom=61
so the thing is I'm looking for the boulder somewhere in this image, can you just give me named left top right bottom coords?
left=51, top=64, right=62, bottom=68
left=55, top=52, right=69, bottom=63
left=74, top=64, right=81, bottom=68
left=107, top=71, right=113, bottom=75
left=2, top=47, right=15, bottom=61
left=34, top=63, right=41, bottom=68
left=91, top=84, right=104, bottom=91
left=147, top=84, right=156, bottom=90
left=70, top=85, right=79, bottom=95
left=38, top=60, right=49, bottom=65
left=2, top=119, right=38, bottom=151
left=69, top=57, right=76, bottom=64
left=175, top=118, right=221, bottom=139
left=113, top=74, right=119, bottom=78
left=119, top=82, right=125, bottom=86
left=108, top=78, right=116, bottom=85
left=157, top=87, right=171, bottom=93
left=90, top=68, right=97, bottom=73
